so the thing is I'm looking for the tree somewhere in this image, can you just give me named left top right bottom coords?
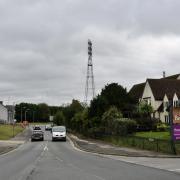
left=136, top=103, right=157, bottom=131
left=53, top=111, right=65, bottom=126
left=102, top=106, right=123, bottom=134
left=38, top=103, right=50, bottom=122
left=89, top=83, right=133, bottom=118
left=138, top=103, right=153, bottom=116
left=62, top=99, right=84, bottom=128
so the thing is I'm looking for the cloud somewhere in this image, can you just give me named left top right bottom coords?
left=0, top=0, right=180, bottom=105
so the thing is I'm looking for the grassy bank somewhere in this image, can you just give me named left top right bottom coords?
left=0, top=124, right=24, bottom=140
left=100, top=132, right=180, bottom=155
left=30, top=122, right=52, bottom=125
left=135, top=131, right=170, bottom=140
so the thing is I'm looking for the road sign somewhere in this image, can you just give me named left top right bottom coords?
left=49, top=116, right=54, bottom=122
left=173, top=107, right=180, bottom=124
left=173, top=124, right=180, bottom=140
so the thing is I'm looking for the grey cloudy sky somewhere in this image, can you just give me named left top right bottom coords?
left=0, top=0, right=180, bottom=105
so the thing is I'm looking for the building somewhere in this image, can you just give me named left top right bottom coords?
left=6, top=105, right=15, bottom=124
left=129, top=74, right=180, bottom=123
left=0, top=101, right=8, bottom=123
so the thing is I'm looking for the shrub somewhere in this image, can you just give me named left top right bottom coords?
left=53, top=111, right=65, bottom=126
left=114, top=118, right=137, bottom=136
left=156, top=123, right=169, bottom=132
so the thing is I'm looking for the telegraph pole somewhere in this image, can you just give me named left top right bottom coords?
left=84, top=39, right=95, bottom=104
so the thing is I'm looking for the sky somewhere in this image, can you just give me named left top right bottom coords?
left=0, top=0, right=180, bottom=105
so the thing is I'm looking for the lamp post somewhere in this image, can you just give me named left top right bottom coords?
left=25, top=109, right=29, bottom=122
left=32, top=111, right=35, bottom=123
left=21, top=107, right=25, bottom=123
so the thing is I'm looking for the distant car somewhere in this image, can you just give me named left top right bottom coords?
left=45, top=124, right=52, bottom=131
left=52, top=126, right=66, bottom=141
left=33, top=125, right=41, bottom=131
left=31, top=129, right=44, bottom=141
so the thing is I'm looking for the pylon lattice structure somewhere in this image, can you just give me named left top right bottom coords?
left=84, top=39, right=95, bottom=104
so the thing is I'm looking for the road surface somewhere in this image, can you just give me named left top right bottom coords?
left=0, top=126, right=180, bottom=180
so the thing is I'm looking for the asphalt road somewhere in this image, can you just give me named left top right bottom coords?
left=0, top=126, right=180, bottom=180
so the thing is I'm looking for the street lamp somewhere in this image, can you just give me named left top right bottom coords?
left=32, top=111, right=35, bottom=123
left=25, top=109, right=29, bottom=122
left=21, top=107, right=26, bottom=123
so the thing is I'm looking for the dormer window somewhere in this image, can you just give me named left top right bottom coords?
left=174, top=100, right=179, bottom=107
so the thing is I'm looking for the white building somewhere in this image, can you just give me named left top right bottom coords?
left=129, top=74, right=180, bottom=123
left=0, top=101, right=8, bottom=123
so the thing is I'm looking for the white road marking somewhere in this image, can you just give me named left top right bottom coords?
left=55, top=156, right=63, bottom=162
left=169, top=168, right=180, bottom=172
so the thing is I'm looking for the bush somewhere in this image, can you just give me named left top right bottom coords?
left=135, top=117, right=158, bottom=131
left=114, top=118, right=137, bottom=136
left=156, top=123, right=169, bottom=132
left=53, top=111, right=65, bottom=126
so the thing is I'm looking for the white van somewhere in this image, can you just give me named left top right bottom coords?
left=52, top=126, right=66, bottom=141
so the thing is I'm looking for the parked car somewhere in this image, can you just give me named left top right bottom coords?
left=52, top=126, right=66, bottom=141
left=45, top=124, right=52, bottom=131
left=31, top=130, right=44, bottom=141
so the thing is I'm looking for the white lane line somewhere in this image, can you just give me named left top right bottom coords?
left=44, top=146, right=48, bottom=151
left=169, top=168, right=180, bottom=172
left=55, top=156, right=63, bottom=162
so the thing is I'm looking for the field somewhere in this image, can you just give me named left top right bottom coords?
left=0, top=124, right=24, bottom=140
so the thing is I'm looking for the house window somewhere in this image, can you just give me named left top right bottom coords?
left=165, top=115, right=170, bottom=124
left=164, top=101, right=169, bottom=111
left=173, top=100, right=179, bottom=107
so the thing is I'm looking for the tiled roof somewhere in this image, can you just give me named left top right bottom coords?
left=147, top=79, right=180, bottom=100
left=128, top=83, right=145, bottom=102
left=162, top=74, right=180, bottom=80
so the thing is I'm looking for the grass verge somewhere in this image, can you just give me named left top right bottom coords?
left=0, top=124, right=24, bottom=140
left=135, top=131, right=170, bottom=140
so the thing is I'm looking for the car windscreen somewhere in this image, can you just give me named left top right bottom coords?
left=52, top=127, right=66, bottom=132
left=33, top=131, right=43, bottom=134
left=34, top=127, right=41, bottom=130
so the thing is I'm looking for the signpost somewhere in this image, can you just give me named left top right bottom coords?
left=169, top=105, right=180, bottom=154
left=173, top=124, right=180, bottom=140
left=49, top=116, right=54, bottom=122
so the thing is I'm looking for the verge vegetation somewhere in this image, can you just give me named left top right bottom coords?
left=0, top=124, right=24, bottom=140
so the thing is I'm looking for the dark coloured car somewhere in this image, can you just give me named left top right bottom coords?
left=31, top=130, right=44, bottom=141
left=33, top=125, right=41, bottom=131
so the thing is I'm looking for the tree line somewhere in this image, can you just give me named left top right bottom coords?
left=15, top=83, right=156, bottom=136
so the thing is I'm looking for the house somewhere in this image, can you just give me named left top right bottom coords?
left=6, top=105, right=15, bottom=124
left=129, top=74, right=180, bottom=123
left=0, top=101, right=8, bottom=123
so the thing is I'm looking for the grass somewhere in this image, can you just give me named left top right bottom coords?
left=99, top=130, right=177, bottom=154
left=135, top=131, right=171, bottom=140
left=0, top=124, right=24, bottom=140
left=30, top=122, right=52, bottom=125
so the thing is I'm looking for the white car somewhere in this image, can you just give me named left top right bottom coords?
left=52, top=126, right=66, bottom=141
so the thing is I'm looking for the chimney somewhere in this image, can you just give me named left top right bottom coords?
left=163, top=71, right=166, bottom=78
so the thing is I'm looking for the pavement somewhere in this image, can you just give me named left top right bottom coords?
left=0, top=126, right=180, bottom=179
left=68, top=134, right=179, bottom=158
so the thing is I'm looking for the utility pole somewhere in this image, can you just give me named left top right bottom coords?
left=168, top=101, right=176, bottom=154
left=84, top=39, right=95, bottom=104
